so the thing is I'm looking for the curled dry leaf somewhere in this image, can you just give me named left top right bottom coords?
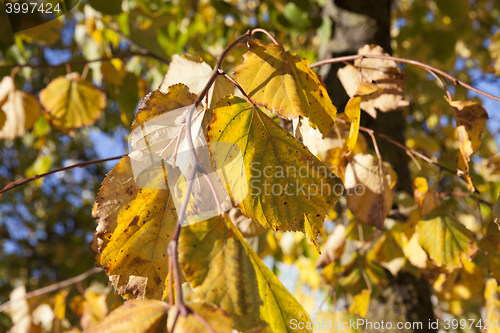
left=316, top=224, right=346, bottom=268
left=234, top=39, right=337, bottom=137
left=39, top=72, right=106, bottom=134
left=344, top=153, right=397, bottom=229
left=337, top=45, right=409, bottom=118
left=447, top=97, right=489, bottom=191
left=93, top=84, right=200, bottom=300
left=345, top=82, right=383, bottom=153
left=160, top=54, right=234, bottom=108
left=0, top=76, right=40, bottom=139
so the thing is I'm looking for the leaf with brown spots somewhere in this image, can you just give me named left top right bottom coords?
left=207, top=96, right=343, bottom=251
left=233, top=39, right=337, bottom=137
left=179, top=214, right=312, bottom=333
left=92, top=84, right=202, bottom=300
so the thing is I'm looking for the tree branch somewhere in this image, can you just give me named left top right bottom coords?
left=0, top=267, right=102, bottom=313
left=310, top=55, right=500, bottom=103
left=0, top=52, right=167, bottom=71
left=0, top=155, right=125, bottom=195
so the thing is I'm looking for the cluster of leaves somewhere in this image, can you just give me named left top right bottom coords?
left=2, top=0, right=500, bottom=332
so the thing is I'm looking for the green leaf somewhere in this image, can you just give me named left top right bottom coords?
left=416, top=208, right=477, bottom=270
left=233, top=40, right=337, bottom=137
left=179, top=214, right=312, bottom=333
left=207, top=96, right=343, bottom=250
left=39, top=73, right=106, bottom=134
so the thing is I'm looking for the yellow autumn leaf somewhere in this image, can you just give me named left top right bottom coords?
left=344, top=153, right=397, bottom=229
left=490, top=29, right=500, bottom=75
left=166, top=302, right=234, bottom=333
left=485, top=278, right=500, bottom=333
left=316, top=224, right=346, bottom=268
left=70, top=283, right=109, bottom=330
left=366, top=230, right=404, bottom=274
left=478, top=221, right=500, bottom=282
left=179, top=214, right=312, bottom=333
left=40, top=72, right=106, bottom=134
left=101, top=59, right=126, bottom=86
left=345, top=82, right=382, bottom=153
left=416, top=207, right=477, bottom=270
left=413, top=177, right=440, bottom=215
left=93, top=155, right=176, bottom=300
left=207, top=96, right=344, bottom=250
left=349, top=289, right=371, bottom=318
left=85, top=299, right=168, bottom=333
left=433, top=255, right=484, bottom=301
left=447, top=97, right=489, bottom=190
left=54, top=289, right=69, bottom=320
left=233, top=39, right=337, bottom=136
left=93, top=84, right=208, bottom=300
left=159, top=54, right=234, bottom=108
left=0, top=76, right=40, bottom=139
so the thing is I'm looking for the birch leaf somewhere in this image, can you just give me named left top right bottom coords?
left=39, top=72, right=106, bottom=134
left=416, top=208, right=477, bottom=270
left=207, top=96, right=343, bottom=250
left=0, top=76, right=40, bottom=139
left=179, top=214, right=312, bottom=333
left=233, top=39, right=337, bottom=136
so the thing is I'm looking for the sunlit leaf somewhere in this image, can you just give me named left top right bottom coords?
left=70, top=282, right=109, bottom=329
left=489, top=29, right=500, bottom=75
left=413, top=177, right=439, bottom=215
left=207, top=96, right=344, bottom=250
left=433, top=255, right=483, bottom=300
left=345, top=82, right=382, bottom=152
left=39, top=72, right=106, bottom=134
left=233, top=39, right=337, bottom=136
left=179, top=214, right=312, bottom=333
left=349, top=289, right=370, bottom=318
left=54, top=289, right=69, bottom=320
left=485, top=278, right=500, bottom=333
left=417, top=208, right=477, bottom=270
left=85, top=299, right=168, bottom=333
left=5, top=286, right=31, bottom=333
left=0, top=76, right=40, bottom=139
left=159, top=54, right=234, bottom=108
left=344, top=153, right=397, bottom=229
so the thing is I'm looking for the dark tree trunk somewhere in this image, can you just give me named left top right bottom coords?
left=320, top=0, right=436, bottom=330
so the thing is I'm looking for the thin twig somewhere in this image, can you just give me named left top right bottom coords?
left=357, top=257, right=373, bottom=294
left=0, top=52, right=164, bottom=71
left=310, top=55, right=500, bottom=103
left=0, top=267, right=102, bottom=313
left=218, top=69, right=253, bottom=104
left=166, top=30, right=252, bottom=332
left=437, top=192, right=493, bottom=207
left=251, top=28, right=280, bottom=45
left=0, top=155, right=125, bottom=195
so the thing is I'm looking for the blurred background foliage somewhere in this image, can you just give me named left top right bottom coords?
left=1, top=0, right=500, bottom=331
